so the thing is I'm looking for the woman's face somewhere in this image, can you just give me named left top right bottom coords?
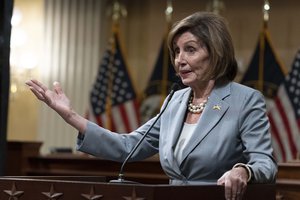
left=173, top=31, right=210, bottom=87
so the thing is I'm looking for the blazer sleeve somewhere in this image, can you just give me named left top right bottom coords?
left=76, top=117, right=160, bottom=162
left=239, top=90, right=277, bottom=183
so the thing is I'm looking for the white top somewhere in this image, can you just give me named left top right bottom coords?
left=174, top=122, right=197, bottom=163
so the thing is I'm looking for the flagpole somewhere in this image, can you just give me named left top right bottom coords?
left=105, top=36, right=115, bottom=130
left=258, top=32, right=265, bottom=93
left=105, top=0, right=127, bottom=129
left=161, top=0, right=173, bottom=103
left=258, top=0, right=270, bottom=93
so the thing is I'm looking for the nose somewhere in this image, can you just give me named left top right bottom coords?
left=175, top=52, right=187, bottom=67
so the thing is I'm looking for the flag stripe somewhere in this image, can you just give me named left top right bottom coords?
left=278, top=86, right=300, bottom=151
left=270, top=131, right=283, bottom=162
left=112, top=106, right=127, bottom=132
left=110, top=114, right=117, bottom=132
left=124, top=101, right=139, bottom=131
left=120, top=104, right=131, bottom=132
left=274, top=97, right=298, bottom=157
left=269, top=101, right=294, bottom=161
left=268, top=113, right=287, bottom=161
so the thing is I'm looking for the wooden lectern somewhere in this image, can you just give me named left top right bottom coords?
left=0, top=176, right=275, bottom=200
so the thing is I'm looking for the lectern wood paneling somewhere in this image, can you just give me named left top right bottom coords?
left=0, top=177, right=275, bottom=200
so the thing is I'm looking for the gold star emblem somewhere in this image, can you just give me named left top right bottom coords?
left=81, top=186, right=103, bottom=200
left=122, top=187, right=145, bottom=200
left=213, top=105, right=221, bottom=110
left=42, top=184, right=63, bottom=200
left=3, top=182, right=24, bottom=200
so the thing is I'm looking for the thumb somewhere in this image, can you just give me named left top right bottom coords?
left=217, top=176, right=225, bottom=185
left=53, top=81, right=63, bottom=94
left=217, top=171, right=229, bottom=185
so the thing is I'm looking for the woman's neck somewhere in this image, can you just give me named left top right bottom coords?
left=191, top=80, right=215, bottom=101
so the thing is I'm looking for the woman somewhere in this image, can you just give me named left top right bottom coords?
left=26, top=12, right=277, bottom=200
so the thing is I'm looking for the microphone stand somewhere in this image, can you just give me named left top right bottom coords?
left=109, top=83, right=179, bottom=184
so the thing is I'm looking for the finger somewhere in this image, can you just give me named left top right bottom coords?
left=235, top=176, right=247, bottom=200
left=231, top=182, right=238, bottom=196
left=236, top=191, right=242, bottom=200
left=29, top=87, right=46, bottom=101
left=31, top=79, right=49, bottom=92
left=237, top=183, right=247, bottom=200
left=224, top=179, right=232, bottom=200
left=234, top=180, right=247, bottom=200
left=217, top=179, right=224, bottom=186
left=53, top=81, right=63, bottom=94
left=217, top=176, right=225, bottom=185
left=26, top=79, right=47, bottom=95
left=25, top=80, right=33, bottom=87
left=231, top=180, right=243, bottom=200
left=235, top=187, right=242, bottom=200
left=218, top=171, right=230, bottom=185
left=226, top=178, right=241, bottom=200
left=25, top=80, right=40, bottom=90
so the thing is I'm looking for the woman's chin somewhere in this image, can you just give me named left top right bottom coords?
left=181, top=79, right=193, bottom=86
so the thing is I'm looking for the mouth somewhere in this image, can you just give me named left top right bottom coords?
left=179, top=69, right=192, bottom=76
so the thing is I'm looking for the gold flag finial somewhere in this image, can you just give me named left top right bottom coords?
left=161, top=0, right=174, bottom=105
left=263, top=0, right=270, bottom=27
left=112, top=1, right=127, bottom=22
left=206, top=0, right=225, bottom=15
left=106, top=0, right=127, bottom=30
left=165, top=0, right=173, bottom=23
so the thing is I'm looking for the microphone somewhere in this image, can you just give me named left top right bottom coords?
left=109, top=83, right=180, bottom=184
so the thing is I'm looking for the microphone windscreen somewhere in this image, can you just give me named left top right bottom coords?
left=170, top=82, right=180, bottom=92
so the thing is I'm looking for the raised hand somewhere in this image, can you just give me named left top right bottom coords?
left=26, top=79, right=87, bottom=133
left=26, top=79, right=71, bottom=119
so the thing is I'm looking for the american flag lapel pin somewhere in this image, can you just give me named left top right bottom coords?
left=213, top=105, right=221, bottom=110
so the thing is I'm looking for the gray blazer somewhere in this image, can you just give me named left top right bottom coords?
left=77, top=81, right=277, bottom=184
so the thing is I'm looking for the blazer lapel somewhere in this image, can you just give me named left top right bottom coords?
left=169, top=93, right=190, bottom=149
left=163, top=88, right=191, bottom=177
left=179, top=83, right=231, bottom=165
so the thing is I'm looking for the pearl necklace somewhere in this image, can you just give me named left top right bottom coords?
left=188, top=94, right=208, bottom=114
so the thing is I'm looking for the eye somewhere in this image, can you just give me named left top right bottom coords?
left=174, top=47, right=180, bottom=56
left=186, top=46, right=196, bottom=53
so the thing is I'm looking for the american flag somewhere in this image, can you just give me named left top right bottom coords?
left=88, top=32, right=140, bottom=133
left=240, top=27, right=300, bottom=162
left=268, top=50, right=300, bottom=162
